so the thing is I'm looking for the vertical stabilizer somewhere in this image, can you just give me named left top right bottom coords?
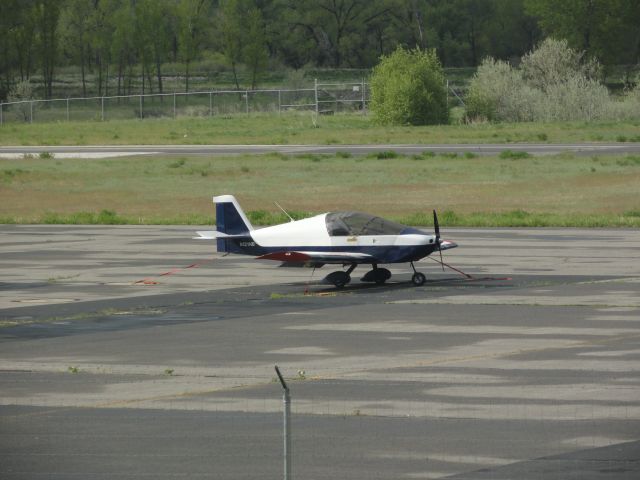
left=213, top=195, right=254, bottom=253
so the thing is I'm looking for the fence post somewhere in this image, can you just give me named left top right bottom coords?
left=446, top=79, right=449, bottom=110
left=209, top=92, right=213, bottom=116
left=1, top=103, right=4, bottom=126
left=101, top=96, right=105, bottom=121
left=66, top=98, right=70, bottom=121
left=245, top=90, right=249, bottom=115
left=362, top=78, right=366, bottom=114
left=314, top=78, right=319, bottom=115
left=139, top=95, right=143, bottom=120
left=30, top=101, right=33, bottom=124
left=173, top=93, right=176, bottom=118
left=278, top=90, right=281, bottom=115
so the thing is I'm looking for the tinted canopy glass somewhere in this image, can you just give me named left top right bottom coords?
left=325, top=212, right=406, bottom=236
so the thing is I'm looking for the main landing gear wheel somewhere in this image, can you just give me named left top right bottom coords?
left=323, top=271, right=351, bottom=288
left=324, top=263, right=357, bottom=289
left=374, top=268, right=391, bottom=285
left=360, top=267, right=392, bottom=285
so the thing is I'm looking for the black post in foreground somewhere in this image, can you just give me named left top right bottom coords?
left=275, top=365, right=291, bottom=480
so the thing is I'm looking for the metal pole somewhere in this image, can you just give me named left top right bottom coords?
left=67, top=98, right=70, bottom=121
left=446, top=79, right=449, bottom=110
left=314, top=78, right=319, bottom=115
left=30, top=101, right=33, bottom=124
left=278, top=90, right=281, bottom=115
left=139, top=95, right=143, bottom=119
left=0, top=103, right=3, bottom=126
left=245, top=90, right=249, bottom=114
left=361, top=78, right=366, bottom=114
left=275, top=366, right=291, bottom=480
left=101, top=96, right=104, bottom=121
left=209, top=92, right=212, bottom=116
left=173, top=92, right=176, bottom=118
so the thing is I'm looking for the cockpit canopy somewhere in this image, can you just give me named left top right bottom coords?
left=325, top=212, right=407, bottom=236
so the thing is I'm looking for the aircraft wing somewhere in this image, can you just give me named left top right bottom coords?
left=256, top=251, right=375, bottom=264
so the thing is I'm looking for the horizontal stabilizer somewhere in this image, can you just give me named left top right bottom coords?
left=194, top=231, right=251, bottom=240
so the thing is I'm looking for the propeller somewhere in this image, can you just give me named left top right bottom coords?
left=433, top=209, right=444, bottom=271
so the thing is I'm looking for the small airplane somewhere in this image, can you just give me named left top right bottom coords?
left=195, top=195, right=458, bottom=288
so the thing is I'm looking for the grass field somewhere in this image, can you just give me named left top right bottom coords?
left=2, top=151, right=639, bottom=227
left=2, top=114, right=640, bottom=146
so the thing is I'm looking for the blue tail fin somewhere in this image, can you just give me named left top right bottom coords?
left=213, top=195, right=254, bottom=253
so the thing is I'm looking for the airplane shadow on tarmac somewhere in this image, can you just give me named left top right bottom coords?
left=309, top=274, right=514, bottom=295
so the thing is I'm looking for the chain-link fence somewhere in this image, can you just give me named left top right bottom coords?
left=0, top=81, right=369, bottom=125
left=3, top=373, right=638, bottom=480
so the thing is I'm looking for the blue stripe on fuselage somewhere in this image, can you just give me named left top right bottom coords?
left=219, top=239, right=437, bottom=263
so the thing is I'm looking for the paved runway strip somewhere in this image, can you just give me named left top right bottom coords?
left=1, top=226, right=639, bottom=479
left=2, top=141, right=640, bottom=158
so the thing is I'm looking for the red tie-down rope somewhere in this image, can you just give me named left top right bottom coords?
left=427, top=256, right=512, bottom=282
left=133, top=258, right=217, bottom=285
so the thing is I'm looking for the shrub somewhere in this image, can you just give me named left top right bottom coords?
left=368, top=151, right=399, bottom=159
left=520, top=38, right=600, bottom=92
left=607, top=80, right=640, bottom=120
left=541, top=75, right=610, bottom=122
left=370, top=47, right=448, bottom=126
left=499, top=150, right=531, bottom=159
left=7, top=80, right=35, bottom=122
left=466, top=58, right=539, bottom=122
left=466, top=38, right=637, bottom=123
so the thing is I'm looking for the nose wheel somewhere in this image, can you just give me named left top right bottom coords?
left=410, top=262, right=426, bottom=286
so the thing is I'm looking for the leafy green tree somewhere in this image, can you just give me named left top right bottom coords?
left=278, top=0, right=395, bottom=67
left=524, top=0, right=640, bottom=65
left=244, top=7, right=269, bottom=89
left=35, top=0, right=62, bottom=99
left=220, top=0, right=244, bottom=90
left=60, top=0, right=93, bottom=96
left=485, top=0, right=539, bottom=61
left=178, top=0, right=210, bottom=92
left=134, top=0, right=172, bottom=95
left=0, top=0, right=37, bottom=100
left=110, top=1, right=137, bottom=96
left=387, top=0, right=429, bottom=50
left=370, top=46, right=448, bottom=125
left=525, top=0, right=601, bottom=52
left=12, top=1, right=39, bottom=82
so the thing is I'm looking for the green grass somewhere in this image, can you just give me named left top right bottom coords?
left=1, top=151, right=639, bottom=227
left=2, top=113, right=640, bottom=146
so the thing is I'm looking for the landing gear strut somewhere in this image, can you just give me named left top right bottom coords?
left=410, top=262, right=426, bottom=286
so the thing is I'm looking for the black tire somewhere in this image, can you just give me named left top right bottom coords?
left=412, top=272, right=426, bottom=286
left=375, top=268, right=391, bottom=285
left=325, top=271, right=351, bottom=288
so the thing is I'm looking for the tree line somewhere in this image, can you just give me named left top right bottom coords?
left=1, top=0, right=639, bottom=101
